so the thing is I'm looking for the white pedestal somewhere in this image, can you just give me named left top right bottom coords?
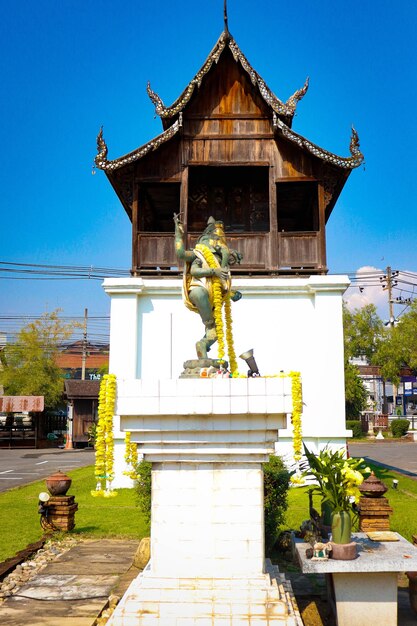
left=107, top=379, right=302, bottom=625
left=332, top=572, right=397, bottom=626
left=151, top=462, right=264, bottom=578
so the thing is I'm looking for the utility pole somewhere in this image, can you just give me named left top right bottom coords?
left=81, top=308, right=88, bottom=381
left=380, top=266, right=398, bottom=327
left=380, top=267, right=415, bottom=416
left=387, top=266, right=394, bottom=327
left=380, top=267, right=398, bottom=414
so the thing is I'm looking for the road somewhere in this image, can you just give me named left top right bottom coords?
left=0, top=448, right=95, bottom=492
left=1, top=442, right=416, bottom=492
left=349, top=441, right=417, bottom=478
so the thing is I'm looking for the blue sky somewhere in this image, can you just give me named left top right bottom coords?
left=1, top=0, right=416, bottom=324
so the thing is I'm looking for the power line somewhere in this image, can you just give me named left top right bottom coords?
left=0, top=260, right=130, bottom=281
left=1, top=260, right=416, bottom=287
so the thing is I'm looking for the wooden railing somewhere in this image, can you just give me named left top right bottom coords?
left=135, top=230, right=324, bottom=273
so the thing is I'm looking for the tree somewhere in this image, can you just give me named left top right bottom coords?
left=0, top=311, right=77, bottom=409
left=395, top=302, right=417, bottom=370
left=344, top=361, right=368, bottom=419
left=374, top=301, right=417, bottom=385
left=373, top=333, right=404, bottom=387
left=343, top=301, right=417, bottom=414
left=343, top=303, right=384, bottom=418
left=343, top=303, right=384, bottom=362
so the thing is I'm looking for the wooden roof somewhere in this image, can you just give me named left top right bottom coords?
left=95, top=29, right=364, bottom=175
left=64, top=380, right=100, bottom=399
left=146, top=31, right=308, bottom=129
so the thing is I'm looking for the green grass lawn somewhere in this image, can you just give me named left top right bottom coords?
left=1, top=460, right=417, bottom=564
left=0, top=465, right=148, bottom=563
left=284, top=462, right=417, bottom=542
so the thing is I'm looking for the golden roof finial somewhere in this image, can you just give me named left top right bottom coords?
left=224, top=0, right=229, bottom=36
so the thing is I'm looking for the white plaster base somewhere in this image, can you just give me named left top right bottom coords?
left=332, top=572, right=397, bottom=626
left=151, top=462, right=264, bottom=578
left=113, top=438, right=135, bottom=489
left=106, top=560, right=302, bottom=626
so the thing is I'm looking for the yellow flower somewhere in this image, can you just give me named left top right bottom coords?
left=123, top=431, right=138, bottom=480
left=91, top=489, right=104, bottom=497
left=224, top=295, right=237, bottom=374
left=289, top=372, right=303, bottom=461
left=290, top=473, right=305, bottom=485
left=93, top=374, right=117, bottom=497
left=103, top=490, right=118, bottom=498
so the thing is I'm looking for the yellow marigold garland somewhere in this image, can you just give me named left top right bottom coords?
left=123, top=431, right=139, bottom=480
left=91, top=374, right=117, bottom=497
left=224, top=294, right=237, bottom=374
left=124, top=430, right=131, bottom=465
left=289, top=371, right=303, bottom=462
left=194, top=243, right=237, bottom=373
left=213, top=279, right=225, bottom=359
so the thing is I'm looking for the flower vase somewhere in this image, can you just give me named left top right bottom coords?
left=330, top=511, right=357, bottom=560
left=331, top=510, right=351, bottom=544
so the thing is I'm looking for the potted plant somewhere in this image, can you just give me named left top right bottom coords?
left=301, top=444, right=370, bottom=555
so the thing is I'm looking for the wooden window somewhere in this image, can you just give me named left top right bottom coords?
left=276, top=181, right=319, bottom=232
left=188, top=166, right=269, bottom=233
left=138, top=183, right=180, bottom=232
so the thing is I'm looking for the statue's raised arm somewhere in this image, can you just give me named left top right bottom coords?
left=173, top=213, right=195, bottom=264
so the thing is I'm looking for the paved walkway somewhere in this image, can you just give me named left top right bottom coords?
left=0, top=539, right=139, bottom=625
left=1, top=537, right=416, bottom=625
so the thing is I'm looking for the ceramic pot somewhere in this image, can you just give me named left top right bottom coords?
left=331, top=510, right=352, bottom=545
left=46, top=470, right=72, bottom=496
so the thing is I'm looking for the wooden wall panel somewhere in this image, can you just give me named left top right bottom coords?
left=185, top=118, right=272, bottom=138
left=278, top=233, right=319, bottom=267
left=270, top=140, right=316, bottom=180
left=134, top=137, right=182, bottom=182
left=137, top=234, right=177, bottom=268
left=188, top=138, right=274, bottom=164
left=186, top=48, right=266, bottom=119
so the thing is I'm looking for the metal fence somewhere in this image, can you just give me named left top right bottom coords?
left=361, top=413, right=417, bottom=432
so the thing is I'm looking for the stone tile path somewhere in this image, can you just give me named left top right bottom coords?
left=0, top=539, right=139, bottom=625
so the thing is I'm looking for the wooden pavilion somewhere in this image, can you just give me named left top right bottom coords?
left=64, top=379, right=100, bottom=446
left=95, top=25, right=363, bottom=276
